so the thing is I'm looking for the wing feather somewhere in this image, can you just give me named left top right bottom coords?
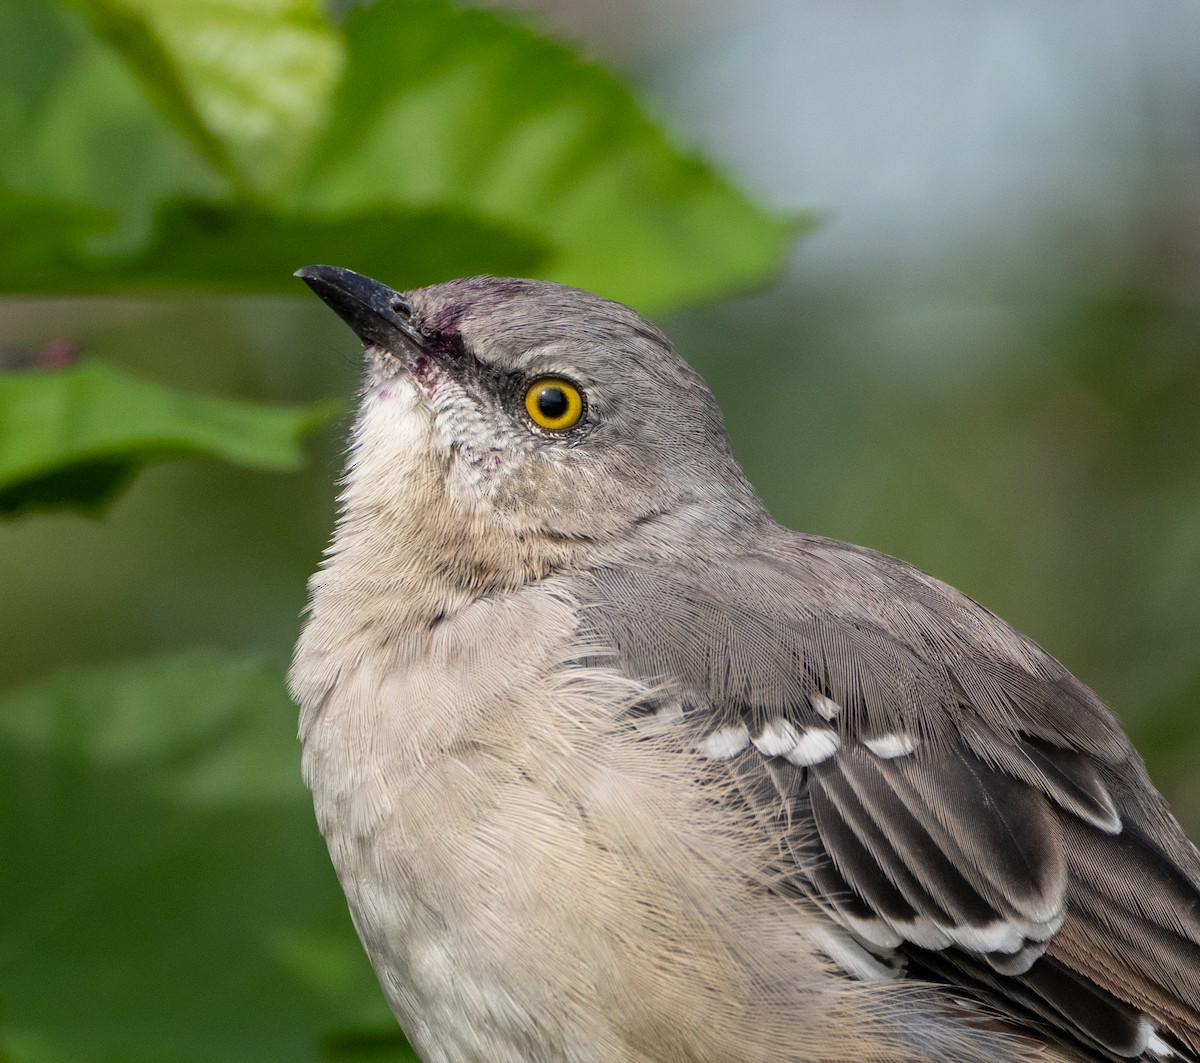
left=582, top=540, right=1200, bottom=1060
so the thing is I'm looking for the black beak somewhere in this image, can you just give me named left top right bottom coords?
left=295, top=265, right=425, bottom=352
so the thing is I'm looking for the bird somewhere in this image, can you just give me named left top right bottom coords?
left=290, top=264, right=1200, bottom=1063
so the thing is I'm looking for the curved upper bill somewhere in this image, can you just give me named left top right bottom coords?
left=295, top=265, right=426, bottom=353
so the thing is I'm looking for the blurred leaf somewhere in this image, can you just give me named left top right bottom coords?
left=0, top=360, right=339, bottom=516
left=0, top=188, right=115, bottom=288
left=0, top=653, right=413, bottom=1063
left=0, top=0, right=226, bottom=257
left=0, top=0, right=76, bottom=123
left=0, top=0, right=796, bottom=307
left=65, top=0, right=341, bottom=192
left=78, top=198, right=545, bottom=294
left=292, top=0, right=805, bottom=309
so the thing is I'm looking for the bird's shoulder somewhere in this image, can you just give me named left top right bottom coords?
left=583, top=525, right=1130, bottom=772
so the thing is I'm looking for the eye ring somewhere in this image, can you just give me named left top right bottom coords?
left=524, top=377, right=585, bottom=432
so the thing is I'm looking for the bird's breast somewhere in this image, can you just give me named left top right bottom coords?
left=293, top=579, right=630, bottom=1060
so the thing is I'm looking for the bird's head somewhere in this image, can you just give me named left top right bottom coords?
left=298, top=267, right=761, bottom=565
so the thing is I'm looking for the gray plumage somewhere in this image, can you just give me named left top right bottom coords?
left=291, top=265, right=1200, bottom=1063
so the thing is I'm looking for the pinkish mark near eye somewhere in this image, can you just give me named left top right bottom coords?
left=492, top=455, right=502, bottom=467
left=378, top=389, right=391, bottom=400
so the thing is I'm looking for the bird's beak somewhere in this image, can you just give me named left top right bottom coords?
left=295, top=265, right=426, bottom=354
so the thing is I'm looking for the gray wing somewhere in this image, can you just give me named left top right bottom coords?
left=581, top=533, right=1200, bottom=1062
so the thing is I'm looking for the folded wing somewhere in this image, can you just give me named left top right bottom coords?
left=583, top=536, right=1200, bottom=1061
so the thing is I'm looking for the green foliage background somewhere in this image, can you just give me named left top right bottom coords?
left=2, top=2, right=1198, bottom=1062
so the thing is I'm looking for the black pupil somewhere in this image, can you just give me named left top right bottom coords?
left=537, top=386, right=570, bottom=420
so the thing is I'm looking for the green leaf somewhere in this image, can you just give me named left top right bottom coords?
left=0, top=653, right=413, bottom=1063
left=0, top=0, right=226, bottom=259
left=0, top=187, right=116, bottom=289
left=0, top=360, right=339, bottom=516
left=64, top=0, right=342, bottom=193
left=0, top=0, right=544, bottom=294
left=0, top=0, right=797, bottom=306
left=293, top=0, right=805, bottom=309
left=80, top=198, right=545, bottom=294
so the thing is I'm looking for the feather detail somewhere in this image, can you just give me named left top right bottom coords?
left=581, top=535, right=1200, bottom=1061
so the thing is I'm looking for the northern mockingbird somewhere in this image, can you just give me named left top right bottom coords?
left=291, top=265, right=1200, bottom=1063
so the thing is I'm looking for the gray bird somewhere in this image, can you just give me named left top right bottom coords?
left=291, top=265, right=1200, bottom=1063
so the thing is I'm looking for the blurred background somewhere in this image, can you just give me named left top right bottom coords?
left=2, top=2, right=1199, bottom=1060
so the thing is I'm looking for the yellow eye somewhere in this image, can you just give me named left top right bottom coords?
left=524, top=377, right=585, bottom=431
